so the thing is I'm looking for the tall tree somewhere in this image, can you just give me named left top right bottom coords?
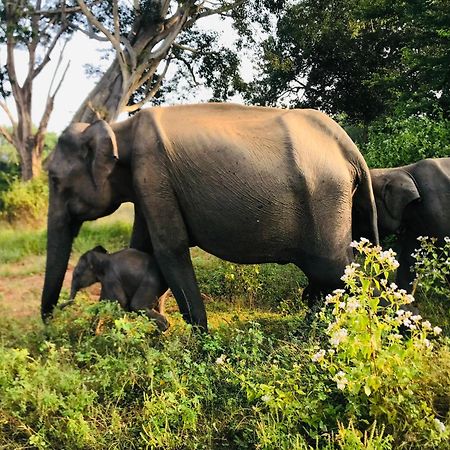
left=71, top=0, right=284, bottom=123
left=0, top=0, right=76, bottom=180
left=246, top=0, right=450, bottom=124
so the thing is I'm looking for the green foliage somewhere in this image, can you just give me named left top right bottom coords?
left=0, top=222, right=132, bottom=264
left=72, top=222, right=132, bottom=255
left=194, top=255, right=306, bottom=309
left=0, top=175, right=48, bottom=225
left=247, top=0, right=450, bottom=123
left=312, top=240, right=449, bottom=448
left=412, top=237, right=450, bottom=335
left=361, top=113, right=450, bottom=168
left=413, top=237, right=450, bottom=299
left=1, top=240, right=450, bottom=449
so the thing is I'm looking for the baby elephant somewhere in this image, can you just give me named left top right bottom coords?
left=69, top=246, right=170, bottom=331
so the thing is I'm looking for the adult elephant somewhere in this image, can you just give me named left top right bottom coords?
left=371, top=158, right=450, bottom=291
left=42, top=103, right=378, bottom=330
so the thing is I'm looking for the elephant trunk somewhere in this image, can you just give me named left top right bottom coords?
left=69, top=277, right=80, bottom=301
left=41, top=192, right=80, bottom=320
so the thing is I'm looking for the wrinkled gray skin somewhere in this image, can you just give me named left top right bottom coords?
left=371, top=158, right=450, bottom=291
left=67, top=246, right=169, bottom=331
left=42, top=103, right=379, bottom=331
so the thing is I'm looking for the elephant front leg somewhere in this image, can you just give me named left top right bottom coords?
left=134, top=171, right=208, bottom=331
left=396, top=235, right=419, bottom=293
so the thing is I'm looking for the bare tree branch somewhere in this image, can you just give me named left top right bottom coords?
left=32, top=25, right=68, bottom=79
left=0, top=126, right=15, bottom=146
left=148, top=7, right=191, bottom=60
left=46, top=40, right=69, bottom=98
left=70, top=23, right=110, bottom=41
left=173, top=42, right=198, bottom=53
left=186, top=0, right=245, bottom=27
left=77, top=0, right=130, bottom=86
left=0, top=100, right=18, bottom=128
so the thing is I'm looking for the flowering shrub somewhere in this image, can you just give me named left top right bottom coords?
left=312, top=239, right=448, bottom=447
left=413, top=236, right=450, bottom=298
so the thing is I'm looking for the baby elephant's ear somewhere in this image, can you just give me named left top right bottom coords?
left=92, top=245, right=108, bottom=254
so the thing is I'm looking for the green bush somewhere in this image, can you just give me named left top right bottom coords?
left=412, top=236, right=450, bottom=334
left=194, top=255, right=306, bottom=309
left=360, top=113, right=450, bottom=168
left=312, top=239, right=449, bottom=448
left=0, top=175, right=48, bottom=225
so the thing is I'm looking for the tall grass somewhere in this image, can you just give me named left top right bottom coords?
left=0, top=222, right=132, bottom=264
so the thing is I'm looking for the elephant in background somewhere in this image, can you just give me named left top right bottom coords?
left=67, top=246, right=169, bottom=331
left=370, top=158, right=450, bottom=291
left=41, top=103, right=379, bottom=331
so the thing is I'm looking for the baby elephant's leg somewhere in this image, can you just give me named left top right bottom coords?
left=130, top=279, right=170, bottom=331
left=155, top=289, right=170, bottom=315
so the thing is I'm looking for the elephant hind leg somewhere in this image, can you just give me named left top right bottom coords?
left=300, top=250, right=352, bottom=308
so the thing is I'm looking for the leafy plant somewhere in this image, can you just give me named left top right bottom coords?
left=311, top=239, right=449, bottom=448
left=413, top=236, right=450, bottom=298
left=0, top=174, right=48, bottom=225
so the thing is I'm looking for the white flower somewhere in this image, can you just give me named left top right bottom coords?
left=434, top=418, right=446, bottom=434
left=396, top=309, right=405, bottom=316
left=311, top=349, right=326, bottom=362
left=215, top=354, right=227, bottom=365
left=391, top=333, right=403, bottom=341
left=333, top=371, right=349, bottom=390
left=346, top=297, right=360, bottom=312
left=330, top=328, right=348, bottom=347
left=341, top=263, right=360, bottom=281
left=390, top=282, right=398, bottom=290
left=411, top=315, right=422, bottom=323
left=332, top=289, right=345, bottom=296
left=261, top=394, right=272, bottom=403
left=422, top=320, right=432, bottom=330
left=424, top=339, right=431, bottom=348
left=444, top=236, right=450, bottom=244
left=405, top=294, right=415, bottom=304
left=433, top=326, right=442, bottom=335
left=339, top=301, right=346, bottom=309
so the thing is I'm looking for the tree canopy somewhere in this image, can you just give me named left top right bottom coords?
left=246, top=0, right=450, bottom=124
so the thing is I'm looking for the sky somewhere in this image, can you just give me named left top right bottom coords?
left=0, top=33, right=110, bottom=133
left=0, top=16, right=254, bottom=134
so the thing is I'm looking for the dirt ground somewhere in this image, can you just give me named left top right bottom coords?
left=0, top=259, right=100, bottom=320
left=0, top=204, right=134, bottom=321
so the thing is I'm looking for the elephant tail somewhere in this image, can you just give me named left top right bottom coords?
left=352, top=161, right=380, bottom=246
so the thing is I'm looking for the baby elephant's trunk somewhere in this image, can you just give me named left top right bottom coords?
left=69, top=278, right=79, bottom=301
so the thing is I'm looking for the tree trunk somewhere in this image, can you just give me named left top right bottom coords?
left=72, top=59, right=124, bottom=123
left=18, top=136, right=41, bottom=181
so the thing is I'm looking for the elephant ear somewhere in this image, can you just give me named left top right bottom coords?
left=383, top=171, right=420, bottom=223
left=80, top=120, right=119, bottom=189
left=92, top=245, right=108, bottom=254
left=86, top=248, right=108, bottom=276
